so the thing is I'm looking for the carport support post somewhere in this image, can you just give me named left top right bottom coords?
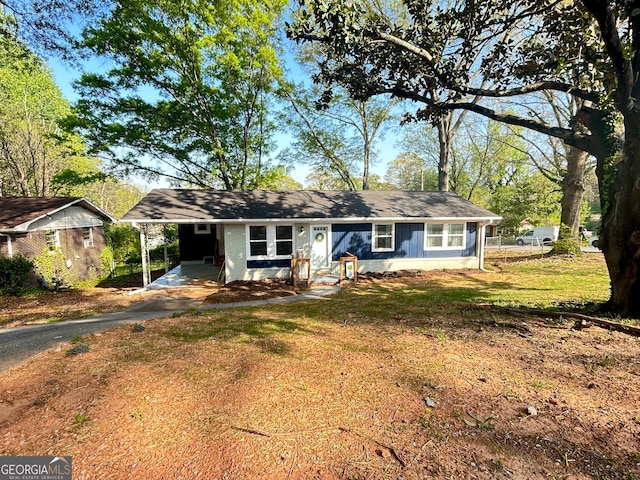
left=479, top=223, right=486, bottom=269
left=163, top=224, right=169, bottom=274
left=134, top=222, right=151, bottom=288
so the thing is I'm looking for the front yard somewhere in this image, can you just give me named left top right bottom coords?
left=1, top=254, right=639, bottom=479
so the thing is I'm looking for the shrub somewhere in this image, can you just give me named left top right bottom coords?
left=551, top=238, right=582, bottom=256
left=0, top=255, right=34, bottom=295
left=100, top=245, right=115, bottom=279
left=550, top=224, right=582, bottom=256
left=149, top=242, right=179, bottom=265
left=32, top=248, right=69, bottom=290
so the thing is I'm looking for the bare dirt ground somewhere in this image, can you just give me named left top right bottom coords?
left=0, top=279, right=298, bottom=327
left=1, top=262, right=639, bottom=479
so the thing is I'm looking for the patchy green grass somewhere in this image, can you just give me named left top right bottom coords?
left=274, top=256, right=611, bottom=332
left=487, top=256, right=610, bottom=308
left=161, top=315, right=306, bottom=343
left=65, top=343, right=90, bottom=357
left=346, top=255, right=610, bottom=316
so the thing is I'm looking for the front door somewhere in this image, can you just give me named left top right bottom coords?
left=310, top=225, right=330, bottom=270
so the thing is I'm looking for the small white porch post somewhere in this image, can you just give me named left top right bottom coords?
left=133, top=222, right=151, bottom=288
left=163, top=224, right=169, bottom=274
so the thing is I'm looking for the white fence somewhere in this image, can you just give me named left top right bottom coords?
left=485, top=235, right=584, bottom=250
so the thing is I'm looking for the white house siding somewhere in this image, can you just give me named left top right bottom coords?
left=29, top=206, right=104, bottom=230
left=333, top=256, right=479, bottom=276
left=224, top=222, right=310, bottom=283
left=224, top=224, right=246, bottom=282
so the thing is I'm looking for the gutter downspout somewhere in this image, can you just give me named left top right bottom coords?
left=478, top=220, right=497, bottom=272
left=0, top=233, right=12, bottom=258
left=132, top=222, right=151, bottom=289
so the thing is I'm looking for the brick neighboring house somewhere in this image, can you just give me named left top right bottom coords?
left=0, top=197, right=116, bottom=285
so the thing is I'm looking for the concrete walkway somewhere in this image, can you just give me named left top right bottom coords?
left=0, top=285, right=340, bottom=374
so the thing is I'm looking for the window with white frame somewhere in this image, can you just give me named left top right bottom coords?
left=372, top=223, right=394, bottom=252
left=194, top=223, right=211, bottom=234
left=424, top=223, right=466, bottom=249
left=249, top=226, right=268, bottom=256
left=247, top=225, right=293, bottom=259
left=275, top=225, right=293, bottom=256
left=45, top=230, right=60, bottom=251
left=447, top=223, right=465, bottom=247
left=83, top=227, right=94, bottom=248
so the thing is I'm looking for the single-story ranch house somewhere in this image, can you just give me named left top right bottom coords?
left=121, top=189, right=501, bottom=286
left=0, top=197, right=116, bottom=285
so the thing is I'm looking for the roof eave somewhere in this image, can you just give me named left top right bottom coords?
left=14, top=198, right=117, bottom=231
left=120, top=215, right=503, bottom=224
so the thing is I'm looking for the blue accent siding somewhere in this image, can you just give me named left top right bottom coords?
left=332, top=224, right=372, bottom=260
left=395, top=223, right=423, bottom=259
left=331, top=222, right=478, bottom=260
left=247, top=259, right=291, bottom=269
left=465, top=222, right=477, bottom=256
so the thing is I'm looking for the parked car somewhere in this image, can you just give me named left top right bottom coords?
left=589, top=236, right=600, bottom=249
left=516, top=226, right=559, bottom=245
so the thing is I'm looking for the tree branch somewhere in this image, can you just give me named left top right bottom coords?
left=383, top=86, right=599, bottom=157
left=460, top=82, right=599, bottom=103
left=581, top=0, right=635, bottom=106
left=375, top=31, right=435, bottom=62
left=283, top=89, right=357, bottom=190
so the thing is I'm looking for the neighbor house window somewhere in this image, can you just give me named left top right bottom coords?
left=45, top=230, right=60, bottom=251
left=83, top=227, right=94, bottom=248
left=247, top=225, right=293, bottom=259
left=372, top=223, right=394, bottom=252
left=424, top=223, right=466, bottom=249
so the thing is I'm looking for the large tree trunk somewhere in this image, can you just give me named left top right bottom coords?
left=601, top=115, right=640, bottom=317
left=560, top=146, right=588, bottom=237
left=437, top=114, right=452, bottom=191
left=362, top=147, right=370, bottom=190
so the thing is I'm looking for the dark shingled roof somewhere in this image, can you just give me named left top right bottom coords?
left=0, top=197, right=115, bottom=230
left=121, top=189, right=500, bottom=223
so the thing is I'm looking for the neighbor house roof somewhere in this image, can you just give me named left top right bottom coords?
left=121, top=189, right=501, bottom=224
left=0, top=197, right=116, bottom=232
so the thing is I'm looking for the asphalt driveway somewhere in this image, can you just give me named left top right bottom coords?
left=0, top=285, right=339, bottom=374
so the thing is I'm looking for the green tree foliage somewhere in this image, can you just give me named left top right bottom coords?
left=387, top=117, right=561, bottom=228
left=70, top=0, right=287, bottom=190
left=383, top=152, right=438, bottom=191
left=281, top=85, right=397, bottom=190
left=0, top=19, right=79, bottom=196
left=450, top=121, right=530, bottom=203
left=255, top=165, right=303, bottom=190
left=0, top=0, right=107, bottom=57
left=287, top=1, right=602, bottom=151
left=489, top=173, right=561, bottom=232
left=0, top=15, right=142, bottom=219
left=104, top=224, right=141, bottom=266
left=51, top=156, right=145, bottom=219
